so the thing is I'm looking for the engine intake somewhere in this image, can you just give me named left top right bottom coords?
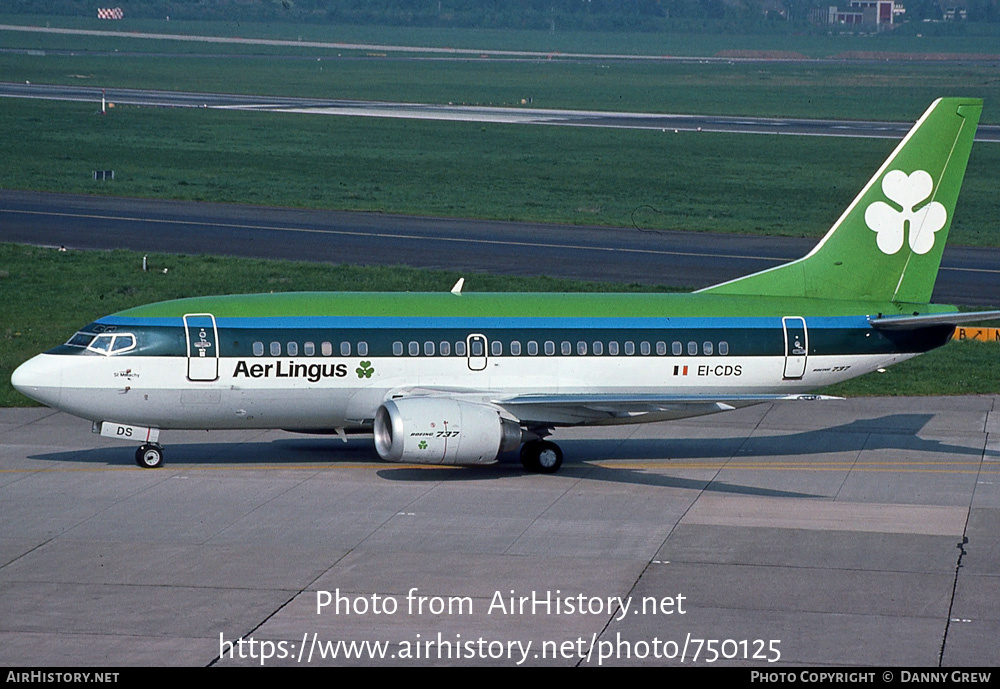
left=374, top=398, right=522, bottom=465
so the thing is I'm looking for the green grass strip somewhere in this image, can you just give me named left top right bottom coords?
left=2, top=99, right=999, bottom=244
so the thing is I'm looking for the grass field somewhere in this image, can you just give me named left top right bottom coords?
left=4, top=13, right=1000, bottom=58
left=4, top=13, right=1000, bottom=124
left=4, top=50, right=1000, bottom=123
left=2, top=97, right=998, bottom=244
left=4, top=14, right=999, bottom=242
left=3, top=243, right=997, bottom=407
left=3, top=16, right=999, bottom=244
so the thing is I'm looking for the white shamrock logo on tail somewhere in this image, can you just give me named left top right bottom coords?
left=864, top=170, right=947, bottom=255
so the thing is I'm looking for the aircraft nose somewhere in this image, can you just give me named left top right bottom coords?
left=11, top=354, right=63, bottom=408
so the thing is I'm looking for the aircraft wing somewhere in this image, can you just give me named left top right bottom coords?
left=869, top=310, right=1000, bottom=330
left=491, top=393, right=840, bottom=426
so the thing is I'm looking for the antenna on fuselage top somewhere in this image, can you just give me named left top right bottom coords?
left=450, top=277, right=465, bottom=295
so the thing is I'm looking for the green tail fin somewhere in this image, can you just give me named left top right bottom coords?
left=699, top=98, right=982, bottom=304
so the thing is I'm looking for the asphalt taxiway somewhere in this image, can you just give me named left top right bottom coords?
left=2, top=397, right=997, bottom=666
left=4, top=190, right=999, bottom=308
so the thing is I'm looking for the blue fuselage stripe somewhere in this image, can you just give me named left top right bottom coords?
left=44, top=311, right=957, bottom=360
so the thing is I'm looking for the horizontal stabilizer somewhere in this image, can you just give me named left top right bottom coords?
left=869, top=310, right=1000, bottom=330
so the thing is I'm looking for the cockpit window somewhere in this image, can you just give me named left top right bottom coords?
left=111, top=334, right=136, bottom=352
left=88, top=335, right=114, bottom=353
left=79, top=333, right=137, bottom=356
left=66, top=332, right=96, bottom=348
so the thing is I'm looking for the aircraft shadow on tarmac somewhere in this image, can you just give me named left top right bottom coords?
left=27, top=414, right=992, bottom=498
left=375, top=462, right=826, bottom=497
left=559, top=413, right=992, bottom=461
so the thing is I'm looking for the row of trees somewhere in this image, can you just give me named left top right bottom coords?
left=7, top=0, right=1000, bottom=29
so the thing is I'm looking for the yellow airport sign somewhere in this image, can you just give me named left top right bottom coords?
left=954, top=327, right=1000, bottom=342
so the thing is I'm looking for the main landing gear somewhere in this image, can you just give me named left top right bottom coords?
left=519, top=440, right=563, bottom=474
left=135, top=443, right=164, bottom=469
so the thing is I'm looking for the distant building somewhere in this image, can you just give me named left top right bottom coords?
left=941, top=0, right=968, bottom=20
left=818, top=0, right=897, bottom=27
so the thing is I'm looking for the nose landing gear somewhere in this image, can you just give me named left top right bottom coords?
left=135, top=443, right=164, bottom=469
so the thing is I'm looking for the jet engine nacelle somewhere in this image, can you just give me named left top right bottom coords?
left=374, top=398, right=522, bottom=465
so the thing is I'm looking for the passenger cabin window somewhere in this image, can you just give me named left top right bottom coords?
left=592, top=341, right=603, bottom=356
left=608, top=341, right=619, bottom=356
left=561, top=341, right=571, bottom=356
left=656, top=341, right=667, bottom=356
left=544, top=341, right=556, bottom=356
left=393, top=342, right=404, bottom=356
left=322, top=342, right=333, bottom=356
left=672, top=341, right=682, bottom=356
left=719, top=341, right=730, bottom=356
left=527, top=341, right=539, bottom=356
left=408, top=341, right=420, bottom=356
left=640, top=341, right=651, bottom=356
left=287, top=341, right=298, bottom=357
left=253, top=342, right=265, bottom=357
left=491, top=341, right=502, bottom=356
left=270, top=342, right=281, bottom=357
left=304, top=342, right=315, bottom=356
left=688, top=341, right=698, bottom=356
left=440, top=341, right=451, bottom=356
left=703, top=341, right=714, bottom=356
left=455, top=341, right=467, bottom=356
left=425, top=341, right=436, bottom=356
left=341, top=342, right=351, bottom=357
left=358, top=342, right=369, bottom=357
left=510, top=341, right=521, bottom=356
left=624, top=341, right=635, bottom=356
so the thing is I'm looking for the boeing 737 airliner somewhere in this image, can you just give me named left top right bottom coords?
left=11, top=98, right=999, bottom=472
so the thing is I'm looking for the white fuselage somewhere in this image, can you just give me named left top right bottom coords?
left=13, top=349, right=911, bottom=431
